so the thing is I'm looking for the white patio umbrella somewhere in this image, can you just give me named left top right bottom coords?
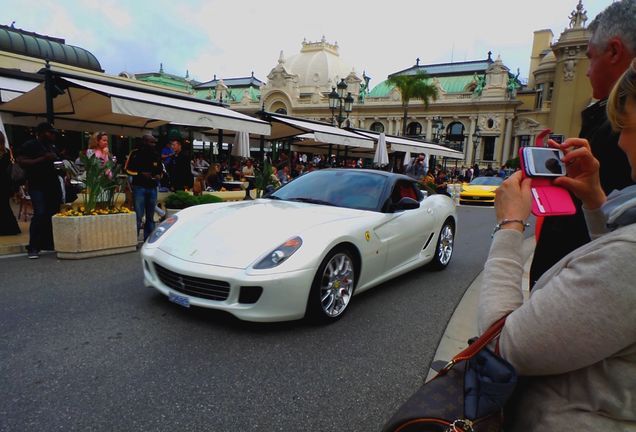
left=373, top=132, right=389, bottom=167
left=232, top=131, right=251, bottom=158
left=403, top=150, right=412, bottom=168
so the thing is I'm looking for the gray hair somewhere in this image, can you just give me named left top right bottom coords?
left=588, top=0, right=636, bottom=55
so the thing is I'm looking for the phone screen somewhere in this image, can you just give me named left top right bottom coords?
left=524, top=147, right=566, bottom=177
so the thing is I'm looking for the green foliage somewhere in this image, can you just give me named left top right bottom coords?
left=254, top=160, right=276, bottom=198
left=506, top=156, right=520, bottom=169
left=80, top=153, right=125, bottom=214
left=164, top=190, right=223, bottom=209
left=386, top=71, right=439, bottom=109
left=386, top=71, right=439, bottom=134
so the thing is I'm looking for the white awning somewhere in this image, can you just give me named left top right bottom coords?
left=0, top=75, right=41, bottom=102
left=353, top=130, right=464, bottom=159
left=266, top=113, right=373, bottom=149
left=0, top=72, right=270, bottom=136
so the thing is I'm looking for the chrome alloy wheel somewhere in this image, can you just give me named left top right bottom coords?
left=319, top=253, right=355, bottom=318
left=437, top=224, right=454, bottom=266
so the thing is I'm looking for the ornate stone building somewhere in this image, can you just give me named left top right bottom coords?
left=211, top=1, right=594, bottom=168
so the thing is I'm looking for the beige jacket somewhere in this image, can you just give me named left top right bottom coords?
left=479, top=208, right=636, bottom=431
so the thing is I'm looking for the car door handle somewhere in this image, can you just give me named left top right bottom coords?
left=427, top=208, right=433, bottom=214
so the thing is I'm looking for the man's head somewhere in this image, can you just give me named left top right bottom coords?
left=36, top=122, right=57, bottom=142
left=587, top=0, right=636, bottom=99
left=142, top=134, right=157, bottom=147
left=170, top=139, right=182, bottom=154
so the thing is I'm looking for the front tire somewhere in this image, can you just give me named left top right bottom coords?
left=306, top=248, right=356, bottom=324
left=430, top=220, right=454, bottom=270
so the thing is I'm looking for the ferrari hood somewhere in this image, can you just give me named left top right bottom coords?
left=461, top=185, right=498, bottom=193
left=158, top=200, right=365, bottom=268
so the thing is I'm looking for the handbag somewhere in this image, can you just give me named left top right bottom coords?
left=382, top=316, right=516, bottom=432
left=7, top=148, right=26, bottom=186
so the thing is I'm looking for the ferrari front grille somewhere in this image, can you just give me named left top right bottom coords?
left=153, top=263, right=230, bottom=301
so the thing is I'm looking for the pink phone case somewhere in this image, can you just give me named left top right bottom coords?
left=520, top=130, right=576, bottom=216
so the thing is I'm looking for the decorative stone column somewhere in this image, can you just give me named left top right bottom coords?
left=502, top=115, right=514, bottom=164
left=512, top=136, right=520, bottom=159
left=466, top=116, right=477, bottom=165
left=425, top=117, right=433, bottom=140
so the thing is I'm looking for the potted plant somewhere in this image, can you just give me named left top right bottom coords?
left=52, top=154, right=137, bottom=259
left=254, top=160, right=277, bottom=198
left=164, top=190, right=223, bottom=216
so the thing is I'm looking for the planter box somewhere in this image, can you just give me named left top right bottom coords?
left=52, top=212, right=137, bottom=259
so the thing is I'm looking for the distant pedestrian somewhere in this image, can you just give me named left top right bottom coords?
left=16, top=122, right=62, bottom=258
left=125, top=134, right=163, bottom=240
left=0, top=131, right=21, bottom=236
left=168, top=139, right=193, bottom=191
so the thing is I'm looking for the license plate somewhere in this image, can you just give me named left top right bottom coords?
left=168, top=292, right=190, bottom=308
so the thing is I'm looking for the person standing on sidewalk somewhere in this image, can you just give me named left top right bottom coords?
left=168, top=138, right=193, bottom=191
left=0, top=132, right=21, bottom=236
left=479, top=62, right=636, bottom=430
left=125, top=134, right=163, bottom=240
left=530, top=0, right=636, bottom=287
left=16, top=122, right=62, bottom=259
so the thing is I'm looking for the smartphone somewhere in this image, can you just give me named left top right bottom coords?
left=522, top=147, right=566, bottom=177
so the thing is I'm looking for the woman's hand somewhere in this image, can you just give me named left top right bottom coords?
left=550, top=138, right=606, bottom=209
left=495, top=171, right=532, bottom=231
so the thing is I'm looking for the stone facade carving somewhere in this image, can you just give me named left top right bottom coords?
left=513, top=117, right=541, bottom=135
left=563, top=59, right=577, bottom=81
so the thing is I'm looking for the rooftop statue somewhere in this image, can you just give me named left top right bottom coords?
left=507, top=68, right=521, bottom=98
left=358, top=71, right=371, bottom=103
left=472, top=73, right=486, bottom=97
left=569, top=0, right=588, bottom=29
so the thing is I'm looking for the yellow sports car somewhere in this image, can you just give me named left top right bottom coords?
left=459, top=176, right=504, bottom=205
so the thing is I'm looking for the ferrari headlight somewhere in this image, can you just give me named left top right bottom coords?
left=253, top=237, right=303, bottom=269
left=147, top=215, right=178, bottom=244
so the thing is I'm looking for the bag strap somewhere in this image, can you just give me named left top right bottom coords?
left=8, top=146, right=16, bottom=164
left=438, top=315, right=507, bottom=375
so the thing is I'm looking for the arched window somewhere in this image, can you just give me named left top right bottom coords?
left=270, top=101, right=288, bottom=115
left=446, top=121, right=465, bottom=142
left=406, top=122, right=422, bottom=136
left=370, top=122, right=385, bottom=133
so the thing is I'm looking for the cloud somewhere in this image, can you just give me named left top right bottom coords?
left=81, top=0, right=133, bottom=30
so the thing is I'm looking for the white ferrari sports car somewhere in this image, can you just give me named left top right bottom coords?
left=141, top=169, right=457, bottom=323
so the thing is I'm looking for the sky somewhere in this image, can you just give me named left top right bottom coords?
left=1, top=0, right=613, bottom=89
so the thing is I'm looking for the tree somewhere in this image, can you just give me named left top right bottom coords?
left=386, top=71, right=439, bottom=136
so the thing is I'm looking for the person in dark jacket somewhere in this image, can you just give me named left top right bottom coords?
left=125, top=134, right=163, bottom=240
left=168, top=139, right=193, bottom=191
left=16, top=122, right=62, bottom=259
left=0, top=132, right=21, bottom=236
left=530, top=0, right=636, bottom=287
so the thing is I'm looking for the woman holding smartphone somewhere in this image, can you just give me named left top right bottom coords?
left=479, top=60, right=636, bottom=430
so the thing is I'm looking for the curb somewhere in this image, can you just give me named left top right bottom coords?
left=426, top=235, right=536, bottom=382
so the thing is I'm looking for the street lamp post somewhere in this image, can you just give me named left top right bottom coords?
left=430, top=116, right=445, bottom=169
left=471, top=126, right=481, bottom=166
left=431, top=116, right=444, bottom=143
left=329, top=79, right=354, bottom=128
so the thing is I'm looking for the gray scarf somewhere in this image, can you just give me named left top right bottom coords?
left=603, top=184, right=636, bottom=230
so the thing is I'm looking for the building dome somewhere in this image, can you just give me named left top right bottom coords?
left=0, top=24, right=102, bottom=72
left=284, top=37, right=355, bottom=93
left=536, top=51, right=556, bottom=73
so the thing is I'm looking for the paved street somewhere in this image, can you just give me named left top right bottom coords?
left=1, top=206, right=498, bottom=432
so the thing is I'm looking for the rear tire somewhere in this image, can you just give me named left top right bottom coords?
left=306, top=247, right=356, bottom=324
left=429, top=220, right=454, bottom=270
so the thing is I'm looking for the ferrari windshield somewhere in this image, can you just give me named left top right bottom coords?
left=270, top=170, right=387, bottom=211
left=470, top=176, right=503, bottom=186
